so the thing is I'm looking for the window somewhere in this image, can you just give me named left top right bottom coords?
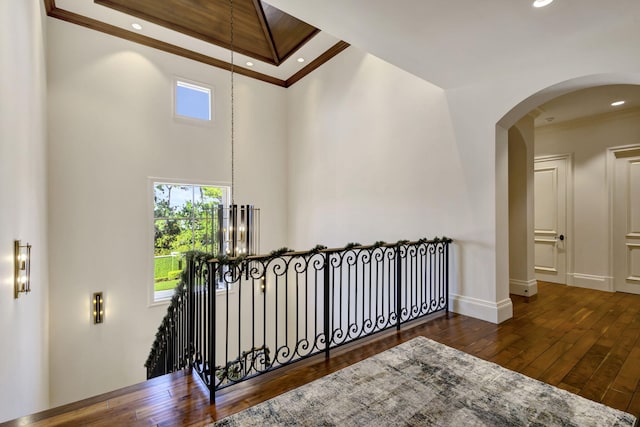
left=174, top=79, right=212, bottom=122
left=153, top=182, right=229, bottom=301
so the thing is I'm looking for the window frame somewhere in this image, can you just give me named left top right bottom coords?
left=172, top=77, right=215, bottom=126
left=149, top=178, right=231, bottom=305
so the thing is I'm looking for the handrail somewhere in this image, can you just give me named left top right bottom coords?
left=145, top=236, right=452, bottom=402
left=203, top=237, right=452, bottom=263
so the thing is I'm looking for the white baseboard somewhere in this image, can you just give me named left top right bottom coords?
left=509, top=279, right=538, bottom=297
left=450, top=294, right=513, bottom=324
left=567, top=273, right=614, bottom=292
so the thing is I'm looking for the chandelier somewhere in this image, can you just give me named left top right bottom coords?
left=215, top=0, right=260, bottom=258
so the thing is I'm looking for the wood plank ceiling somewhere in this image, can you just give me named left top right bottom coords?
left=44, top=0, right=350, bottom=87
left=94, top=0, right=319, bottom=66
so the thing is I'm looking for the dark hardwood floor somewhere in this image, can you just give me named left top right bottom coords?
left=5, top=281, right=640, bottom=426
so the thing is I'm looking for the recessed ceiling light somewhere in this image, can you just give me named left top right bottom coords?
left=611, top=100, right=625, bottom=107
left=246, top=61, right=254, bottom=67
left=297, top=57, right=305, bottom=63
left=131, top=23, right=143, bottom=30
left=533, top=0, right=553, bottom=7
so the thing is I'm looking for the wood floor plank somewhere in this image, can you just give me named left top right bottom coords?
left=611, top=346, right=640, bottom=394
left=562, top=343, right=612, bottom=389
left=629, top=389, right=640, bottom=416
left=520, top=340, right=574, bottom=379
left=602, top=387, right=633, bottom=413
left=538, top=329, right=600, bottom=386
left=4, top=281, right=640, bottom=426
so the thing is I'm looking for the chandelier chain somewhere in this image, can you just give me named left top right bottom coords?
left=230, top=0, right=235, bottom=205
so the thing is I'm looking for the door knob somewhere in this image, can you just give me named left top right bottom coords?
left=558, top=234, right=565, bottom=241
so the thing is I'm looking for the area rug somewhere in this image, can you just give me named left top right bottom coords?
left=213, top=336, right=637, bottom=426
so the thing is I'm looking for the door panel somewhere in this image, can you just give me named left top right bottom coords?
left=614, top=153, right=640, bottom=293
left=534, top=158, right=567, bottom=284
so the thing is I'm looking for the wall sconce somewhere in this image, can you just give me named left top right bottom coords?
left=14, top=240, right=31, bottom=298
left=93, top=292, right=104, bottom=324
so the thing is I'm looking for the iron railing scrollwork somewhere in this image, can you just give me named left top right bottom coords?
left=145, top=237, right=452, bottom=402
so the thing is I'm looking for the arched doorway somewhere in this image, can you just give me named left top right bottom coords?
left=497, top=75, right=640, bottom=300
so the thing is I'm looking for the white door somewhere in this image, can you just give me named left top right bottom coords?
left=534, top=157, right=568, bottom=284
left=613, top=150, right=640, bottom=294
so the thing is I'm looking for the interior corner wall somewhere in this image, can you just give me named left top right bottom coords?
left=0, top=0, right=50, bottom=422
left=535, top=108, right=640, bottom=290
left=46, top=18, right=288, bottom=406
left=285, top=46, right=513, bottom=322
left=508, top=117, right=537, bottom=296
left=285, top=47, right=461, bottom=248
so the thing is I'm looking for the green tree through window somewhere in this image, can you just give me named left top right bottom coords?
left=153, top=182, right=228, bottom=300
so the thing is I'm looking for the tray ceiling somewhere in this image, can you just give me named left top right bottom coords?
left=45, top=0, right=349, bottom=87
left=94, top=0, right=318, bottom=65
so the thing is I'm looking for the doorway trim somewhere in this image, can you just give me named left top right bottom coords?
left=607, top=143, right=640, bottom=292
left=534, top=153, right=574, bottom=286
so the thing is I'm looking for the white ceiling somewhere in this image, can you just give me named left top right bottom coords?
left=264, top=0, right=640, bottom=125
left=54, top=0, right=640, bottom=123
left=534, top=85, right=640, bottom=127
left=265, top=0, right=640, bottom=90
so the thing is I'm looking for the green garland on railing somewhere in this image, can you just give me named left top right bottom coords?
left=267, top=247, right=293, bottom=259
left=215, top=253, right=247, bottom=267
left=310, top=244, right=327, bottom=254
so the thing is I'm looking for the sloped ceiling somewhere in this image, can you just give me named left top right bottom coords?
left=264, top=0, right=640, bottom=90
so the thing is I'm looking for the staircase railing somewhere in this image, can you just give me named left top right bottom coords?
left=146, top=237, right=452, bottom=402
left=145, top=272, right=191, bottom=380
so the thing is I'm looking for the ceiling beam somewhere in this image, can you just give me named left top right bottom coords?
left=286, top=41, right=350, bottom=87
left=43, top=0, right=55, bottom=13
left=251, top=0, right=281, bottom=65
left=46, top=4, right=287, bottom=87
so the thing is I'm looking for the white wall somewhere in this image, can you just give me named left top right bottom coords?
left=0, top=0, right=50, bottom=422
left=439, top=71, right=640, bottom=325
left=15, top=3, right=640, bottom=414
left=46, top=19, right=288, bottom=406
left=265, top=0, right=640, bottom=324
left=286, top=47, right=481, bottom=315
left=287, top=48, right=462, bottom=246
left=535, top=108, right=640, bottom=290
left=509, top=117, right=537, bottom=296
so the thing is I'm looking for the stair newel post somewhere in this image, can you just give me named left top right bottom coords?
left=209, top=260, right=217, bottom=403
left=323, top=251, right=331, bottom=359
left=187, top=254, right=195, bottom=370
left=167, top=320, right=174, bottom=374
left=396, top=245, right=402, bottom=331
left=444, top=240, right=450, bottom=314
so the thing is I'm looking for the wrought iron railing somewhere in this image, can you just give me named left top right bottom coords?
left=145, top=274, right=190, bottom=380
left=146, top=237, right=452, bottom=401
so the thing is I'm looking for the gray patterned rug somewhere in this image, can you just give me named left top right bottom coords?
left=213, top=336, right=637, bottom=426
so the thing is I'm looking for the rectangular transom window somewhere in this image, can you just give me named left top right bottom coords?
left=174, top=79, right=212, bottom=122
left=152, top=182, right=229, bottom=302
